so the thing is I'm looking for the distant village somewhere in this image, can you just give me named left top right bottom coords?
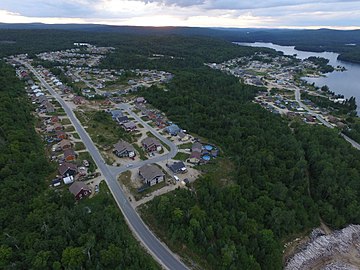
left=208, top=52, right=350, bottom=129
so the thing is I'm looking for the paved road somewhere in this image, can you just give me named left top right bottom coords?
left=107, top=103, right=178, bottom=175
left=295, top=88, right=360, bottom=150
left=24, top=62, right=189, bottom=270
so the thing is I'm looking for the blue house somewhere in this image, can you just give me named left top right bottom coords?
left=165, top=124, right=181, bottom=136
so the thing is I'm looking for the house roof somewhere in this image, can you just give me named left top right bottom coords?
left=141, top=137, right=161, bottom=147
left=114, top=140, right=135, bottom=153
left=192, top=142, right=202, bottom=152
left=117, top=116, right=129, bottom=123
left=64, top=149, right=76, bottom=158
left=54, top=123, right=63, bottom=129
left=165, top=124, right=181, bottom=134
left=139, top=164, right=164, bottom=181
left=123, top=121, right=136, bottom=129
left=69, top=181, right=90, bottom=196
left=110, top=109, right=123, bottom=118
left=190, top=151, right=201, bottom=160
left=56, top=130, right=66, bottom=137
left=169, top=162, right=186, bottom=172
left=60, top=139, right=72, bottom=148
left=58, top=162, right=77, bottom=175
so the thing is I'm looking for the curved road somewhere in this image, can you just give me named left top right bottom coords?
left=24, top=62, right=188, bottom=270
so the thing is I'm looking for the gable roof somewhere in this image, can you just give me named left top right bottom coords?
left=60, top=139, right=72, bottom=148
left=169, top=161, right=186, bottom=172
left=141, top=137, right=161, bottom=147
left=69, top=182, right=90, bottom=196
left=58, top=162, right=77, bottom=175
left=64, top=149, right=76, bottom=158
left=123, top=121, right=137, bottom=129
left=114, top=140, right=135, bottom=153
left=192, top=142, right=202, bottom=152
left=139, top=164, right=164, bottom=181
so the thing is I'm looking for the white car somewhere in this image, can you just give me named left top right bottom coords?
left=126, top=164, right=133, bottom=168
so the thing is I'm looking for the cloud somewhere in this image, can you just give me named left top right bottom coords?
left=0, top=0, right=359, bottom=29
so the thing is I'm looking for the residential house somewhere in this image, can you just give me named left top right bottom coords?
left=141, top=137, right=162, bottom=152
left=139, top=164, right=165, bottom=186
left=64, top=149, right=76, bottom=162
left=58, top=162, right=78, bottom=177
left=122, top=121, right=137, bottom=132
left=69, top=182, right=92, bottom=200
left=60, top=139, right=72, bottom=150
left=45, top=102, right=55, bottom=113
left=192, top=142, right=203, bottom=153
left=116, top=116, right=129, bottom=124
left=46, top=126, right=55, bottom=133
left=177, top=132, right=190, bottom=142
left=168, top=161, right=187, bottom=174
left=56, top=130, right=67, bottom=140
left=54, top=123, right=63, bottom=131
left=165, top=124, right=181, bottom=136
left=113, top=140, right=136, bottom=158
left=110, top=109, right=123, bottom=119
left=187, top=151, right=201, bottom=164
left=51, top=116, right=60, bottom=123
left=73, top=96, right=86, bottom=105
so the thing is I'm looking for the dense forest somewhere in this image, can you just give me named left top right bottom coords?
left=0, top=61, right=159, bottom=269
left=1, top=26, right=360, bottom=63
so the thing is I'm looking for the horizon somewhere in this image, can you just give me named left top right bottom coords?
left=1, top=0, right=360, bottom=30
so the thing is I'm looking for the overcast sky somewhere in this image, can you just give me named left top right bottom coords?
left=0, top=0, right=359, bottom=29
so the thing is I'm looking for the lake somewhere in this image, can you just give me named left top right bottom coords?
left=236, top=42, right=360, bottom=113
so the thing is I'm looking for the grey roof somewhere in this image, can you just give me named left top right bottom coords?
left=117, top=116, right=129, bottom=123
left=58, top=162, right=77, bottom=175
left=141, top=137, right=161, bottom=148
left=114, top=140, right=135, bottom=153
left=123, top=121, right=137, bottom=129
left=139, top=164, right=164, bottom=181
left=192, top=142, right=202, bottom=152
left=169, top=162, right=186, bottom=173
left=69, top=182, right=90, bottom=196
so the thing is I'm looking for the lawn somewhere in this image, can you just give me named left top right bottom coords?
left=72, top=133, right=80, bottom=139
left=178, top=142, right=192, bottom=149
left=75, top=142, right=86, bottom=151
left=173, top=152, right=190, bottom=161
left=132, top=143, right=148, bottom=160
left=78, top=151, right=97, bottom=173
left=61, top=118, right=71, bottom=125
left=75, top=110, right=134, bottom=149
left=65, top=126, right=75, bottom=132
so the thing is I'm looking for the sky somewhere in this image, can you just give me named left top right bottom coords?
left=0, top=0, right=360, bottom=29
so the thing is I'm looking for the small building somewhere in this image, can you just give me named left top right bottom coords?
left=60, top=139, right=72, bottom=150
left=69, top=182, right=92, bottom=200
left=113, top=140, right=136, bottom=158
left=168, top=161, right=187, bottom=174
left=141, top=137, right=162, bottom=152
left=136, top=97, right=146, bottom=103
left=139, top=164, right=165, bottom=186
left=165, top=124, right=181, bottom=136
left=122, top=121, right=137, bottom=132
left=58, top=162, right=78, bottom=177
left=64, top=149, right=76, bottom=162
left=63, top=175, right=74, bottom=185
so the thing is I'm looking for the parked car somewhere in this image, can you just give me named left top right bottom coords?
left=126, top=163, right=133, bottom=168
left=95, top=185, right=99, bottom=193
